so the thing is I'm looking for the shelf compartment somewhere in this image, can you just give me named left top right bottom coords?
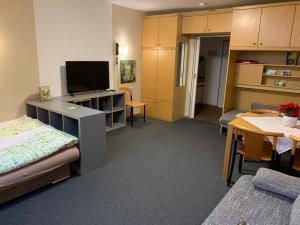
left=81, top=100, right=91, bottom=108
left=113, top=94, right=125, bottom=108
left=26, top=105, right=37, bottom=119
left=113, top=110, right=125, bottom=125
left=49, top=112, right=63, bottom=131
left=37, top=108, right=49, bottom=124
left=98, top=96, right=112, bottom=113
left=106, top=113, right=113, bottom=129
left=91, top=98, right=98, bottom=110
left=63, top=116, right=79, bottom=138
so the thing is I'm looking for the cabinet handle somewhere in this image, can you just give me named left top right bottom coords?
left=259, top=43, right=263, bottom=46
left=207, top=29, right=211, bottom=31
left=203, top=29, right=206, bottom=32
left=253, top=42, right=256, bottom=46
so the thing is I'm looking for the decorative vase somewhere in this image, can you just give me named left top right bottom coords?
left=282, top=115, right=298, bottom=128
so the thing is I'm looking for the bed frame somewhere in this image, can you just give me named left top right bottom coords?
left=0, top=164, right=70, bottom=205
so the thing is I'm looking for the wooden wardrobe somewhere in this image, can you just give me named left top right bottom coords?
left=141, top=14, right=185, bottom=122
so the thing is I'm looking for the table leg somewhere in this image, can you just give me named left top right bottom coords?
left=222, top=125, right=234, bottom=181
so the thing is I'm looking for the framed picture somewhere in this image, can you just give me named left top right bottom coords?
left=281, top=70, right=292, bottom=77
left=286, top=52, right=298, bottom=65
left=120, top=60, right=136, bottom=84
left=274, top=80, right=286, bottom=87
left=38, top=86, right=52, bottom=102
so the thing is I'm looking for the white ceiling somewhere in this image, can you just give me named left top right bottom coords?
left=107, top=0, right=286, bottom=12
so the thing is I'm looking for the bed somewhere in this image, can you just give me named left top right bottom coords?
left=0, top=116, right=80, bottom=204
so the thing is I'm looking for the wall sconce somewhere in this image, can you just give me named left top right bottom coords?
left=119, top=46, right=128, bottom=56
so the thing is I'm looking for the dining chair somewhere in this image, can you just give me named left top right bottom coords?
left=227, top=123, right=284, bottom=186
left=119, top=86, right=146, bottom=127
left=289, top=135, right=300, bottom=174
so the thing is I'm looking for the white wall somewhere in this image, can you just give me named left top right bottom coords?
left=0, top=0, right=40, bottom=122
left=33, top=0, right=113, bottom=97
left=112, top=5, right=143, bottom=103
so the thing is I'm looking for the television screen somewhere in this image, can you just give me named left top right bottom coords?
left=66, top=61, right=109, bottom=94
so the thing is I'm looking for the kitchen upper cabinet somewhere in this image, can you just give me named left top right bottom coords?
left=290, top=5, right=300, bottom=47
left=142, top=18, right=158, bottom=48
left=258, top=5, right=295, bottom=48
left=207, top=13, right=233, bottom=33
left=142, top=50, right=157, bottom=99
left=158, top=16, right=178, bottom=48
left=230, top=8, right=261, bottom=47
left=182, top=15, right=207, bottom=34
left=142, top=15, right=178, bottom=48
left=182, top=12, right=232, bottom=34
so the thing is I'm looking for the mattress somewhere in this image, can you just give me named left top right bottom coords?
left=0, top=146, right=80, bottom=191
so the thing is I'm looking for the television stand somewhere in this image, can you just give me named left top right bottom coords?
left=56, top=91, right=126, bottom=132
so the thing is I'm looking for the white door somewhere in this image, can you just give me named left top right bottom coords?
left=184, top=37, right=201, bottom=118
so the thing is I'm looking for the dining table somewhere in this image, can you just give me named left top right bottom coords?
left=222, top=112, right=300, bottom=181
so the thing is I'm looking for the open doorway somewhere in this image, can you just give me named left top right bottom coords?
left=186, top=36, right=230, bottom=123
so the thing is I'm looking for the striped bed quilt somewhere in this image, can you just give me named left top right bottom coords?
left=0, top=116, right=78, bottom=174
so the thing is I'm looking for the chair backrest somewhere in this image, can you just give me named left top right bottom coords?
left=119, top=86, right=133, bottom=103
left=248, top=109, right=280, bottom=117
left=233, top=123, right=284, bottom=161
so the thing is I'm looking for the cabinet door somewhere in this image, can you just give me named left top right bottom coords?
left=156, top=100, right=173, bottom=121
left=258, top=6, right=295, bottom=48
left=142, top=18, right=158, bottom=48
left=143, top=98, right=156, bottom=117
left=230, top=8, right=261, bottom=47
left=182, top=15, right=207, bottom=34
left=290, top=5, right=300, bottom=47
left=142, top=50, right=157, bottom=99
left=158, top=16, right=178, bottom=48
left=207, top=13, right=233, bottom=33
left=157, top=50, right=175, bottom=102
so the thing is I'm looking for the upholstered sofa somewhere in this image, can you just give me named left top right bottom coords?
left=202, top=168, right=300, bottom=225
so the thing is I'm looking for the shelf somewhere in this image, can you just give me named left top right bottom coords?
left=263, top=64, right=300, bottom=68
left=262, top=75, right=300, bottom=79
left=235, top=84, right=300, bottom=94
left=113, top=107, right=125, bottom=112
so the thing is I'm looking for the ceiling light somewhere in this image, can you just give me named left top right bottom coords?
left=199, top=2, right=208, bottom=6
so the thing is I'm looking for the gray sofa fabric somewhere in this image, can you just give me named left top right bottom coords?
left=251, top=103, right=277, bottom=111
left=219, top=109, right=244, bottom=127
left=290, top=195, right=300, bottom=225
left=253, top=168, right=300, bottom=200
left=202, top=175, right=293, bottom=225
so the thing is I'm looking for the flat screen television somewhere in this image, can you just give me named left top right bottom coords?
left=66, top=61, right=109, bottom=94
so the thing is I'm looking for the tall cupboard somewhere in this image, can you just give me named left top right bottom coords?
left=142, top=14, right=182, bottom=121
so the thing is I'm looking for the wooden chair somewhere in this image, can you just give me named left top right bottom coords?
left=119, top=86, right=146, bottom=127
left=227, top=123, right=284, bottom=186
left=289, top=135, right=300, bottom=173
left=248, top=109, right=280, bottom=117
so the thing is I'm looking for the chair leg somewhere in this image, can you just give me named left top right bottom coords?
left=238, top=154, right=243, bottom=174
left=227, top=139, right=238, bottom=187
left=131, top=107, right=134, bottom=127
left=275, top=153, right=281, bottom=170
left=271, top=151, right=276, bottom=169
left=219, top=125, right=223, bottom=135
left=289, top=155, right=295, bottom=175
left=143, top=105, right=146, bottom=123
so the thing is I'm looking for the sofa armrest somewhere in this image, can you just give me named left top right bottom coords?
left=252, top=168, right=300, bottom=200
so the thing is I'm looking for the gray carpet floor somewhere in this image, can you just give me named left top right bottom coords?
left=0, top=119, right=230, bottom=225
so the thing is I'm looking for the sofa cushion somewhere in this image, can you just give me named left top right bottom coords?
left=290, top=195, right=300, bottom=225
left=202, top=175, right=292, bottom=225
left=219, top=109, right=244, bottom=126
left=252, top=168, right=300, bottom=200
left=251, top=103, right=277, bottom=111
